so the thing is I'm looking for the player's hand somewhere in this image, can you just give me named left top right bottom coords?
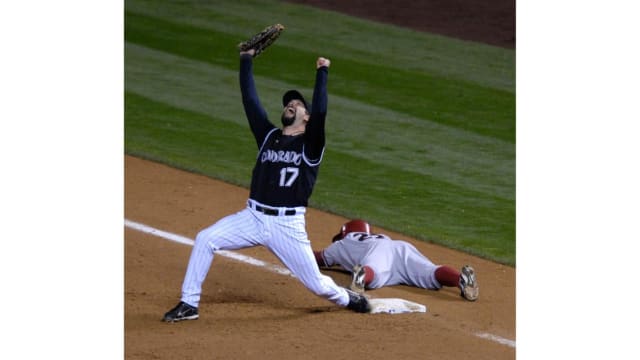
left=317, top=57, right=330, bottom=69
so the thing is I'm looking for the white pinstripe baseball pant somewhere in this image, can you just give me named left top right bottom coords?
left=180, top=201, right=350, bottom=308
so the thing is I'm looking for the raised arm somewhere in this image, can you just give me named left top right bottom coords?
left=239, top=50, right=276, bottom=147
left=304, top=57, right=331, bottom=161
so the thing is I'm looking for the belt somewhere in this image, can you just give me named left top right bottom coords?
left=248, top=201, right=298, bottom=216
left=256, top=205, right=296, bottom=216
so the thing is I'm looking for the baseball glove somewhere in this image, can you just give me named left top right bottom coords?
left=237, top=24, right=285, bottom=57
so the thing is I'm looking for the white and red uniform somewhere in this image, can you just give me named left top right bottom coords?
left=319, top=232, right=444, bottom=290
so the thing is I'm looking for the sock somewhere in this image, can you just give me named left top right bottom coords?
left=434, top=265, right=461, bottom=287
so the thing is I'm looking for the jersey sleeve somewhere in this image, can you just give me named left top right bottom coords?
left=239, top=54, right=276, bottom=148
left=303, top=66, right=328, bottom=161
left=319, top=242, right=338, bottom=267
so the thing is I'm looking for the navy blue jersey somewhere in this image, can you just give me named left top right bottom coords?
left=250, top=129, right=321, bottom=206
left=239, top=55, right=328, bottom=207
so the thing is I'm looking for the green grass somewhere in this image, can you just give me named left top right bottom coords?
left=125, top=0, right=515, bottom=265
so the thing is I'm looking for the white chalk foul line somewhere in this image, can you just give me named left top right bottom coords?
left=124, top=219, right=293, bottom=277
left=124, top=218, right=515, bottom=348
left=475, top=332, right=516, bottom=348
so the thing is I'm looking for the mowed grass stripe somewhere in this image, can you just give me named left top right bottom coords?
left=125, top=93, right=515, bottom=264
left=317, top=150, right=515, bottom=263
left=126, top=43, right=513, bottom=201
left=125, top=11, right=515, bottom=143
left=125, top=92, right=255, bottom=184
left=125, top=0, right=514, bottom=92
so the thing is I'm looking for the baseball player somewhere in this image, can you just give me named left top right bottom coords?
left=162, top=49, right=370, bottom=322
left=313, top=219, right=480, bottom=301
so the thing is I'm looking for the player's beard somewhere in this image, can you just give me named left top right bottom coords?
left=281, top=113, right=295, bottom=127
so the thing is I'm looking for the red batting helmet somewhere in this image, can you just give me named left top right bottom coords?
left=332, top=219, right=371, bottom=242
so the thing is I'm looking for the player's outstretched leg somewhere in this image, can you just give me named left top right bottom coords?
left=459, top=265, right=479, bottom=301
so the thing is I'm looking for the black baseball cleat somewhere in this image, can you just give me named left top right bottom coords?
left=162, top=301, right=199, bottom=322
left=345, top=288, right=371, bottom=313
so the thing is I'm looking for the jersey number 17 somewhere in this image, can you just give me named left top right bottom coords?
left=279, top=167, right=299, bottom=187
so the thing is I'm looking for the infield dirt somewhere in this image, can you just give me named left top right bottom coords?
left=125, top=155, right=515, bottom=359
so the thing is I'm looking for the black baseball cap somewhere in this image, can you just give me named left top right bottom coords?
left=282, top=90, right=309, bottom=111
